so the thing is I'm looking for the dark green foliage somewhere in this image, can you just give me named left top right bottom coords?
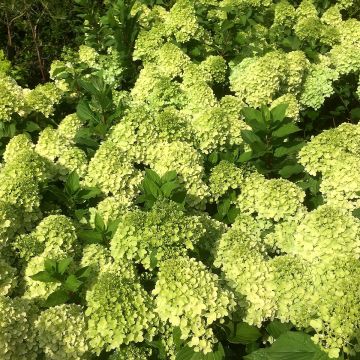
left=239, top=103, right=305, bottom=179
left=136, top=169, right=187, bottom=210
left=43, top=171, right=103, bottom=220
left=30, top=257, right=91, bottom=307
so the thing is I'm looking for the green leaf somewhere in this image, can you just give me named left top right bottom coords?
left=266, top=320, right=293, bottom=339
left=226, top=321, right=261, bottom=344
left=143, top=178, right=160, bottom=198
left=64, top=274, right=82, bottom=292
left=173, top=327, right=183, bottom=350
left=171, top=190, right=187, bottom=204
left=44, top=289, right=70, bottom=307
left=242, top=108, right=266, bottom=131
left=161, top=181, right=180, bottom=197
left=241, top=130, right=265, bottom=145
left=57, top=258, right=73, bottom=275
left=161, top=170, right=178, bottom=183
left=44, top=259, right=57, bottom=274
left=279, top=164, right=304, bottom=178
left=274, top=143, right=305, bottom=158
left=75, top=266, right=92, bottom=280
left=350, top=108, right=360, bottom=121
left=65, top=171, right=80, bottom=194
left=227, top=207, right=240, bottom=223
left=238, top=151, right=253, bottom=163
left=25, top=121, right=41, bottom=132
left=95, top=213, right=106, bottom=232
left=208, top=152, right=219, bottom=165
left=77, top=100, right=98, bottom=123
left=77, top=187, right=102, bottom=200
left=30, top=271, right=56, bottom=283
left=176, top=343, right=225, bottom=360
left=245, top=332, right=330, bottom=360
left=78, top=230, right=103, bottom=244
left=145, top=168, right=161, bottom=185
left=218, top=199, right=231, bottom=217
left=271, top=103, right=288, bottom=122
left=352, top=208, right=360, bottom=219
left=272, top=123, right=301, bottom=138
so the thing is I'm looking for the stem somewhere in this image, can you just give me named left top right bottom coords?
left=29, top=19, right=47, bottom=82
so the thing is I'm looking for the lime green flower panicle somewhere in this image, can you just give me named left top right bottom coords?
left=153, top=255, right=235, bottom=354
left=214, top=215, right=275, bottom=326
left=86, top=272, right=155, bottom=354
left=0, top=259, right=17, bottom=296
left=111, top=201, right=205, bottom=269
left=0, top=296, right=38, bottom=360
left=35, top=304, right=89, bottom=360
left=14, top=214, right=78, bottom=261
left=109, top=344, right=152, bottom=360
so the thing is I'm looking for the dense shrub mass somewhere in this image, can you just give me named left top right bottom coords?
left=0, top=0, right=360, bottom=359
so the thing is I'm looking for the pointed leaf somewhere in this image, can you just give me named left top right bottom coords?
left=266, top=320, right=293, bottom=339
left=77, top=100, right=98, bottom=123
left=226, top=321, right=261, bottom=344
left=30, top=271, right=56, bottom=283
left=145, top=168, right=161, bottom=185
left=271, top=103, right=289, bottom=122
left=279, top=164, right=304, bottom=178
left=57, top=257, right=73, bottom=275
left=44, top=259, right=57, bottom=274
left=161, top=181, right=180, bottom=197
left=64, top=274, right=82, bottom=292
left=245, top=331, right=330, bottom=360
left=161, top=170, right=178, bottom=183
left=95, top=213, right=106, bottom=232
left=272, top=123, right=301, bottom=138
left=78, top=230, right=103, bottom=244
left=65, top=171, right=80, bottom=194
left=45, top=290, right=70, bottom=307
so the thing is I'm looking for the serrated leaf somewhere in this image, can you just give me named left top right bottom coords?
left=25, top=121, right=41, bottom=132
left=272, top=123, right=301, bottom=138
left=45, top=289, right=70, bottom=307
left=245, top=332, right=330, bottom=360
left=266, top=320, right=293, bottom=339
left=208, top=152, right=219, bottom=165
left=30, top=271, right=56, bottom=283
left=57, top=258, right=73, bottom=275
left=271, top=103, right=288, bottom=122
